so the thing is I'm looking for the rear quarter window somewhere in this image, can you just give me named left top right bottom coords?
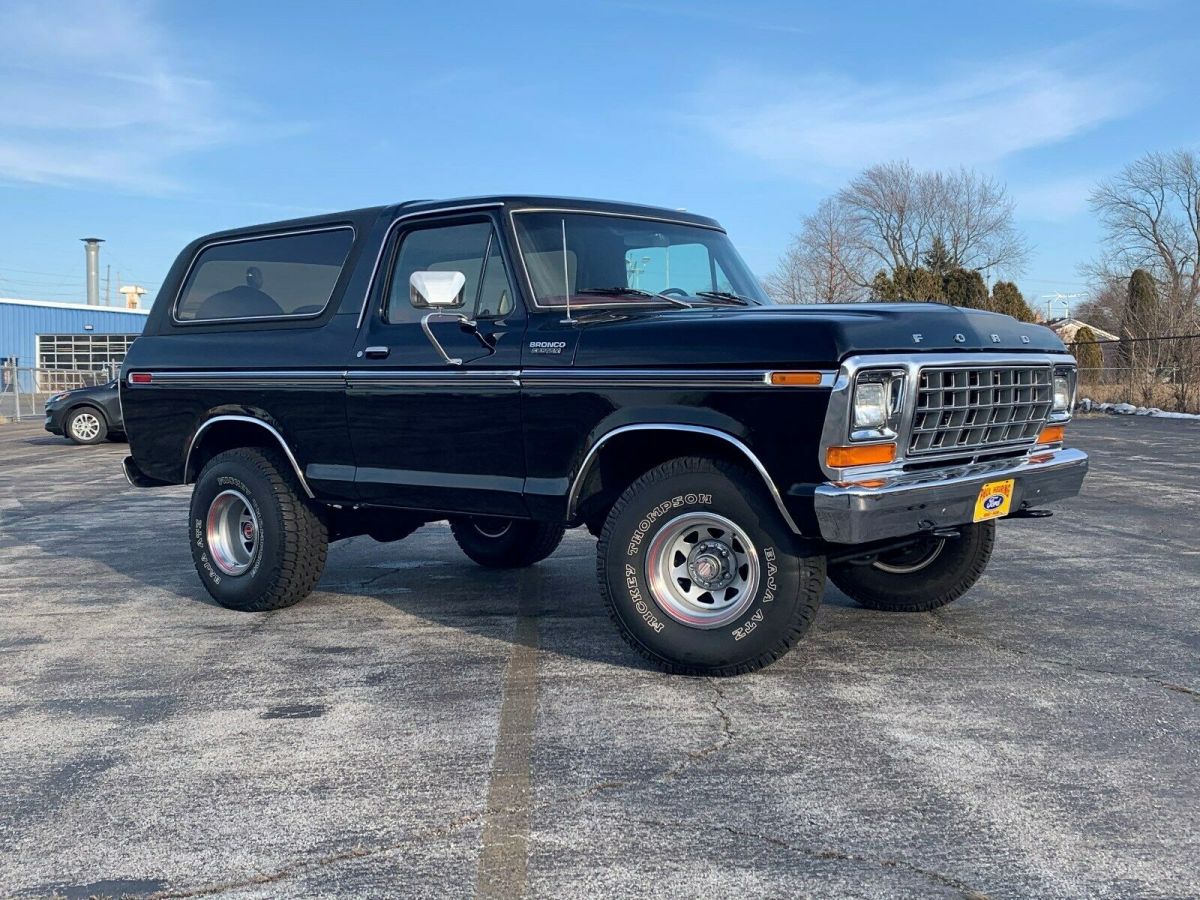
left=174, top=227, right=354, bottom=323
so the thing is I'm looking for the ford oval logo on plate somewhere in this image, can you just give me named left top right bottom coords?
left=983, top=494, right=1005, bottom=511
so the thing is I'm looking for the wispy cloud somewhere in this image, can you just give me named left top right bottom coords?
left=1011, top=174, right=1099, bottom=221
left=0, top=0, right=244, bottom=192
left=692, top=57, right=1144, bottom=176
left=605, top=1, right=807, bottom=34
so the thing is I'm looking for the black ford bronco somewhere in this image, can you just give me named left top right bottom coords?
left=121, top=196, right=1088, bottom=675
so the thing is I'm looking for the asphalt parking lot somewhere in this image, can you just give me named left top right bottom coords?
left=1, top=416, right=1197, bottom=899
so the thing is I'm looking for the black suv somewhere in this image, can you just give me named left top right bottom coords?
left=121, top=196, right=1088, bottom=675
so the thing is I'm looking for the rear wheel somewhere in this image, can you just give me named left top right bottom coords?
left=829, top=522, right=995, bottom=612
left=449, top=516, right=565, bottom=568
left=597, top=457, right=825, bottom=676
left=189, top=447, right=328, bottom=611
left=65, top=407, right=107, bottom=445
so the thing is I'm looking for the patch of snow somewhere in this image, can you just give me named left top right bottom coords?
left=1079, top=398, right=1200, bottom=421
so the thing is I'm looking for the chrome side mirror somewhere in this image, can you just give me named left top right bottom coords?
left=410, top=270, right=466, bottom=308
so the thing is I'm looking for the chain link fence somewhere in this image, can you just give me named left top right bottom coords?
left=1070, top=333, right=1200, bottom=414
left=0, top=365, right=118, bottom=423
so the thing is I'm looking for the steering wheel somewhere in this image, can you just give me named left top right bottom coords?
left=660, top=288, right=690, bottom=297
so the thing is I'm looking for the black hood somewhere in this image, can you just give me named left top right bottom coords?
left=570, top=303, right=1067, bottom=368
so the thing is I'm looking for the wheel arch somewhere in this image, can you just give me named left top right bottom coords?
left=184, top=414, right=314, bottom=498
left=568, top=423, right=800, bottom=534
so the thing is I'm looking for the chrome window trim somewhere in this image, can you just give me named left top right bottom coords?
left=819, top=352, right=1078, bottom=481
left=184, top=415, right=315, bottom=499
left=507, top=207, right=731, bottom=312
left=355, top=203, right=505, bottom=329
left=566, top=423, right=802, bottom=535
left=171, top=224, right=357, bottom=326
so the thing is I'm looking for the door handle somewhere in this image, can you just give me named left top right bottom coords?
left=362, top=346, right=390, bottom=359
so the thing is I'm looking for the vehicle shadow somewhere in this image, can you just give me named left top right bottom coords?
left=7, top=485, right=848, bottom=673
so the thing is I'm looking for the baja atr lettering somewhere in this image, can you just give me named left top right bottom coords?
left=763, top=546, right=777, bottom=602
left=732, top=608, right=764, bottom=641
left=626, top=493, right=712, bottom=556
left=624, top=564, right=665, bottom=633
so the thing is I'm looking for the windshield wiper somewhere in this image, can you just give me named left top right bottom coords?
left=576, top=287, right=692, bottom=308
left=693, top=290, right=756, bottom=306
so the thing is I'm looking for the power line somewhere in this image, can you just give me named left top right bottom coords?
left=1070, top=333, right=1200, bottom=345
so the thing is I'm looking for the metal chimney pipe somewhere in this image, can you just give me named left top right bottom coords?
left=81, top=238, right=104, bottom=306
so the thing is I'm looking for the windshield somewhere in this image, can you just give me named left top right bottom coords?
left=511, top=212, right=770, bottom=308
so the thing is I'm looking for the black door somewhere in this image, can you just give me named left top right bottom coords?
left=347, top=213, right=528, bottom=516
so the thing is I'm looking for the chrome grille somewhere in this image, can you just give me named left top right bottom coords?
left=909, top=365, right=1053, bottom=456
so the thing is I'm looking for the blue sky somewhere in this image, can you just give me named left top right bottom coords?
left=1, top=0, right=1197, bottom=314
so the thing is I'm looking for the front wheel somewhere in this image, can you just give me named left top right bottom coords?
left=449, top=517, right=565, bottom=568
left=828, top=521, right=995, bottom=612
left=190, top=447, right=328, bottom=611
left=597, top=457, right=825, bottom=676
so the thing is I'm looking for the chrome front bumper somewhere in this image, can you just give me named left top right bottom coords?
left=813, top=447, right=1088, bottom=544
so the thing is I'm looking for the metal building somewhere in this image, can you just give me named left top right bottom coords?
left=1, top=296, right=150, bottom=405
left=1, top=297, right=150, bottom=391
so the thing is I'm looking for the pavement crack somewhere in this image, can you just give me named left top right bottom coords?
left=623, top=816, right=989, bottom=899
left=927, top=611, right=1198, bottom=702
left=149, top=811, right=485, bottom=899
left=665, top=678, right=735, bottom=780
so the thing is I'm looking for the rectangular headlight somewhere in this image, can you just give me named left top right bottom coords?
left=853, top=382, right=887, bottom=429
left=850, top=370, right=905, bottom=441
left=1053, top=374, right=1071, bottom=412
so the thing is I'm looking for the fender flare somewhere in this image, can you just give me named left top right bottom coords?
left=184, top=414, right=315, bottom=499
left=566, top=423, right=801, bottom=534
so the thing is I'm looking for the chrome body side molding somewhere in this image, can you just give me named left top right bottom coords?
left=566, top=423, right=802, bottom=535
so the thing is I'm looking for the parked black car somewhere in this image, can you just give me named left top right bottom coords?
left=45, top=380, right=124, bottom=445
left=120, top=196, right=1088, bottom=675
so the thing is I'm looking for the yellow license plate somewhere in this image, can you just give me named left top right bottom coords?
left=973, top=479, right=1014, bottom=522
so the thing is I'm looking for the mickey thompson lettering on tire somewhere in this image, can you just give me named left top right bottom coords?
left=626, top=493, right=712, bottom=556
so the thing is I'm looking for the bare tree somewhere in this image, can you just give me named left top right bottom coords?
left=837, top=161, right=928, bottom=276
left=1089, top=150, right=1200, bottom=411
left=836, top=161, right=1029, bottom=282
left=765, top=198, right=867, bottom=303
left=934, top=167, right=1029, bottom=273
left=770, top=161, right=1029, bottom=302
left=1090, top=150, right=1200, bottom=309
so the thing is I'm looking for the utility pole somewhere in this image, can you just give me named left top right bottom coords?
left=105, top=265, right=111, bottom=306
left=1039, top=292, right=1085, bottom=321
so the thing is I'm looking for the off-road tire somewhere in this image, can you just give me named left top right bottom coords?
left=190, top=447, right=328, bottom=611
left=597, top=457, right=825, bottom=676
left=829, top=521, right=996, bottom=612
left=65, top=407, right=108, bottom=445
left=449, top=517, right=565, bottom=568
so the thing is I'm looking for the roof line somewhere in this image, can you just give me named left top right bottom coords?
left=0, top=297, right=151, bottom=315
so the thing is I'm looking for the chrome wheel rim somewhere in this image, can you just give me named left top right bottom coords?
left=872, top=538, right=945, bottom=574
left=645, top=512, right=759, bottom=629
left=71, top=412, right=100, bottom=441
left=206, top=489, right=260, bottom=576
left=472, top=518, right=512, bottom=539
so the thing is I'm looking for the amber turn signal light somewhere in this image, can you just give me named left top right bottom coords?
left=767, top=371, right=824, bottom=386
left=826, top=443, right=897, bottom=468
left=1037, top=424, right=1065, bottom=445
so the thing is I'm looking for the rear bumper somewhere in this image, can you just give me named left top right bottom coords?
left=122, top=455, right=171, bottom=488
left=813, top=447, right=1088, bottom=544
